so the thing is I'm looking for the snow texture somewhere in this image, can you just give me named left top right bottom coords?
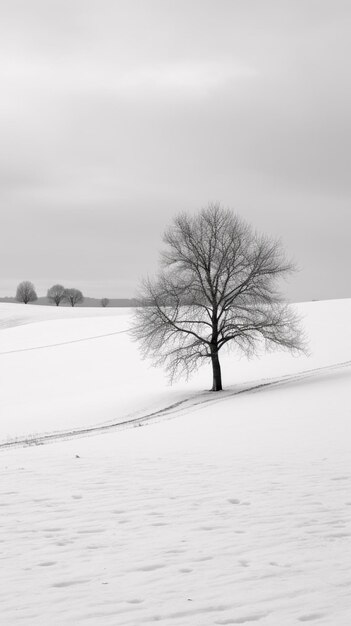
left=0, top=300, right=350, bottom=625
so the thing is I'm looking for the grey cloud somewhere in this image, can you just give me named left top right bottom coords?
left=0, top=0, right=350, bottom=299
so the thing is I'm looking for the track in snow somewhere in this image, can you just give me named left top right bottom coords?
left=1, top=357, right=350, bottom=451
left=0, top=328, right=129, bottom=356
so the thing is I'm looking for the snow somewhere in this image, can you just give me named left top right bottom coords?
left=0, top=300, right=351, bottom=625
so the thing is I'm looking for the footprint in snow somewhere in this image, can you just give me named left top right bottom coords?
left=298, top=614, right=325, bottom=622
left=127, top=599, right=144, bottom=604
left=77, top=528, right=104, bottom=534
left=136, top=563, right=166, bottom=572
left=216, top=612, right=268, bottom=624
left=52, top=579, right=89, bottom=588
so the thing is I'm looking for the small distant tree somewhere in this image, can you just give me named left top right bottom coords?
left=101, top=298, right=109, bottom=307
left=16, top=281, right=38, bottom=304
left=133, top=204, right=305, bottom=391
left=47, top=284, right=66, bottom=306
left=64, top=288, right=84, bottom=307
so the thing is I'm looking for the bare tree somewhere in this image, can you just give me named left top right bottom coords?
left=64, top=288, right=84, bottom=307
left=47, top=284, right=66, bottom=306
left=16, top=281, right=38, bottom=304
left=101, top=298, right=110, bottom=307
left=133, top=204, right=305, bottom=391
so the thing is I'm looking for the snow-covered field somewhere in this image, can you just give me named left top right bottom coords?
left=0, top=300, right=351, bottom=625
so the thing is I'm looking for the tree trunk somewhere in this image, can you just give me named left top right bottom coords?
left=211, top=350, right=223, bottom=391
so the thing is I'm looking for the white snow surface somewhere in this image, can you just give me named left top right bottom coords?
left=0, top=300, right=351, bottom=625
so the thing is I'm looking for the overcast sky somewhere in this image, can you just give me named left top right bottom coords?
left=0, top=0, right=350, bottom=300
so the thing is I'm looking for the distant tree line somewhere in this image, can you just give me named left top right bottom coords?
left=15, top=281, right=111, bottom=307
left=47, top=285, right=84, bottom=307
left=15, top=282, right=84, bottom=307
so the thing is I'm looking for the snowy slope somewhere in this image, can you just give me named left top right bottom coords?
left=0, top=299, right=351, bottom=442
left=0, top=300, right=351, bottom=625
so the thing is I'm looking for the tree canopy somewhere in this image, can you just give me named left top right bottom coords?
left=47, top=284, right=66, bottom=306
left=64, top=288, right=84, bottom=307
left=16, top=281, right=38, bottom=304
left=133, top=204, right=305, bottom=390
